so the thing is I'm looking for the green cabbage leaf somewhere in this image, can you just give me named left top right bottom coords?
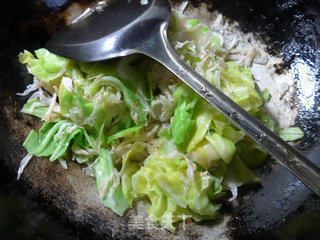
left=171, top=85, right=199, bottom=152
left=21, top=99, right=49, bottom=119
left=277, top=127, right=304, bottom=141
left=93, top=149, right=130, bottom=216
left=23, top=120, right=94, bottom=161
left=19, top=49, right=71, bottom=83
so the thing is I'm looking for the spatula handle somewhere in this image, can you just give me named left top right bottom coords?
left=142, top=27, right=320, bottom=196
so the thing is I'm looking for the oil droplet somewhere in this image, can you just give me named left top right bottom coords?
left=229, top=112, right=241, bottom=122
left=206, top=92, right=214, bottom=97
left=256, top=133, right=266, bottom=142
left=200, top=88, right=208, bottom=94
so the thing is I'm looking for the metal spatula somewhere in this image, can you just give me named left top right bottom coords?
left=46, top=0, right=320, bottom=196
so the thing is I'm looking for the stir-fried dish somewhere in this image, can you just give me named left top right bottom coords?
left=17, top=11, right=303, bottom=231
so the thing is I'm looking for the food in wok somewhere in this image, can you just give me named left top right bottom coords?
left=17, top=10, right=303, bottom=231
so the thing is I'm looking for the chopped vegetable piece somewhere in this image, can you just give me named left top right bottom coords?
left=94, top=149, right=130, bottom=216
left=261, top=88, right=271, bottom=103
left=277, top=127, right=304, bottom=141
left=206, top=133, right=236, bottom=164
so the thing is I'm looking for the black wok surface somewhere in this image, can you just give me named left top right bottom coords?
left=0, top=0, right=320, bottom=239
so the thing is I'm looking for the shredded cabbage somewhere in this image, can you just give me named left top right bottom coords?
left=18, top=10, right=304, bottom=231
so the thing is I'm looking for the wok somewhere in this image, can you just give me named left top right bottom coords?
left=0, top=0, right=320, bottom=239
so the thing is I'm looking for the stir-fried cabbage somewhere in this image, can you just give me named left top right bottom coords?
left=17, top=10, right=303, bottom=231
left=131, top=141, right=221, bottom=232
